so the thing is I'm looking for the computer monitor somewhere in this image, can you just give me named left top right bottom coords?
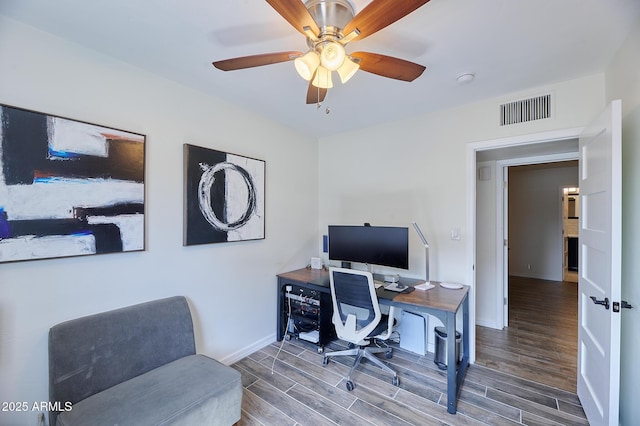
left=328, top=225, right=409, bottom=270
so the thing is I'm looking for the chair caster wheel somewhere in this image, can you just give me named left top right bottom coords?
left=317, top=346, right=324, bottom=354
left=284, top=334, right=291, bottom=341
left=385, top=350, right=393, bottom=359
left=392, top=376, right=399, bottom=386
left=346, top=380, right=355, bottom=391
left=322, top=356, right=328, bottom=366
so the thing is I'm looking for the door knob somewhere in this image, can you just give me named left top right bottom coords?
left=613, top=300, right=634, bottom=312
left=589, top=296, right=610, bottom=310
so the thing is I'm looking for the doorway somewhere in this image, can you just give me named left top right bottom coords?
left=476, top=160, right=580, bottom=390
left=465, top=127, right=582, bottom=363
left=506, top=161, right=579, bottom=283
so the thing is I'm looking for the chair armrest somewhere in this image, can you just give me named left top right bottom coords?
left=374, top=306, right=397, bottom=340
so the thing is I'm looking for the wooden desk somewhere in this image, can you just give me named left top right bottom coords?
left=276, top=267, right=469, bottom=415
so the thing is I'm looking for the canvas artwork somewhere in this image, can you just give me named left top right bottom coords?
left=0, top=104, right=145, bottom=263
left=183, top=144, right=265, bottom=245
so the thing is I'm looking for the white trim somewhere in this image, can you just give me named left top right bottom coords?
left=496, top=165, right=507, bottom=327
left=496, top=151, right=579, bottom=167
left=218, top=333, right=276, bottom=365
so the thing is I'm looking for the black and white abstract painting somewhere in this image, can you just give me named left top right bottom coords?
left=0, top=104, right=145, bottom=263
left=183, top=144, right=264, bottom=246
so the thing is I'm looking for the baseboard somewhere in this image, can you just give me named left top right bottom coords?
left=476, top=319, right=501, bottom=329
left=219, top=333, right=276, bottom=366
left=509, top=272, right=559, bottom=281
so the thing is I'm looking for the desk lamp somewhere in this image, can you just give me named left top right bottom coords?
left=411, top=222, right=430, bottom=284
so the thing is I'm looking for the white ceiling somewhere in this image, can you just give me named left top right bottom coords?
left=1, top=0, right=639, bottom=138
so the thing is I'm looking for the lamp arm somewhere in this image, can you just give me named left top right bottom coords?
left=411, top=222, right=430, bottom=283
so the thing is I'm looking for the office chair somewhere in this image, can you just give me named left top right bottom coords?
left=322, top=267, right=398, bottom=391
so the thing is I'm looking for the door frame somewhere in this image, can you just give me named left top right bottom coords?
left=495, top=152, right=579, bottom=327
left=466, top=127, right=583, bottom=359
left=560, top=185, right=580, bottom=282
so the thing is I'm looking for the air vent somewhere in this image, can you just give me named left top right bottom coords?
left=500, top=94, right=551, bottom=126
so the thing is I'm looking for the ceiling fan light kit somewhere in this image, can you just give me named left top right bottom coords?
left=319, top=41, right=345, bottom=70
left=313, top=66, right=334, bottom=88
left=212, top=0, right=430, bottom=104
left=337, top=55, right=360, bottom=83
left=294, top=51, right=320, bottom=80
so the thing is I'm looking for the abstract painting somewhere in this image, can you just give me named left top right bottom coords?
left=183, top=144, right=264, bottom=245
left=0, top=104, right=145, bottom=263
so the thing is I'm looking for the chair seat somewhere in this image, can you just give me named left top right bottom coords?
left=57, top=355, right=242, bottom=426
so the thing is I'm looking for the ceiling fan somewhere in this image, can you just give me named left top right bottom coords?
left=212, top=0, right=430, bottom=104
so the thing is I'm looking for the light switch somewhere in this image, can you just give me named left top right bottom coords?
left=451, top=228, right=461, bottom=240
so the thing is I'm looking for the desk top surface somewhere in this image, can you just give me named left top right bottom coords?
left=278, top=267, right=468, bottom=313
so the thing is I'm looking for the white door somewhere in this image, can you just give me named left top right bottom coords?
left=577, top=99, right=622, bottom=425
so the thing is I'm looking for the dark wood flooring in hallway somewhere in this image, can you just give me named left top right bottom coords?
left=475, top=276, right=579, bottom=393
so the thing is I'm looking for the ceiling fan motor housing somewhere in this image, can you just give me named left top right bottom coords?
left=305, top=0, right=355, bottom=39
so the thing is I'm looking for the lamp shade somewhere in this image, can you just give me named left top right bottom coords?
left=337, top=56, right=360, bottom=83
left=320, top=41, right=345, bottom=71
left=312, top=66, right=333, bottom=89
left=294, top=51, right=320, bottom=81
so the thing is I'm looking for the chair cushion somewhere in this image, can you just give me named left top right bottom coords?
left=56, top=354, right=241, bottom=426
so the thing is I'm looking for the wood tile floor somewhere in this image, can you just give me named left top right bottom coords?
left=234, top=330, right=587, bottom=424
left=475, top=276, right=579, bottom=393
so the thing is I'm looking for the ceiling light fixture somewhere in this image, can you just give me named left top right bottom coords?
left=295, top=42, right=361, bottom=87
left=320, top=41, right=346, bottom=70
left=294, top=51, right=320, bottom=81
left=312, top=66, right=333, bottom=89
left=293, top=1, right=361, bottom=90
left=337, top=56, right=360, bottom=83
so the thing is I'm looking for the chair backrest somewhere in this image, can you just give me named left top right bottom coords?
left=329, top=267, right=382, bottom=344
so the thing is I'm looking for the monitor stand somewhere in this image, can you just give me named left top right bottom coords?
left=341, top=261, right=351, bottom=269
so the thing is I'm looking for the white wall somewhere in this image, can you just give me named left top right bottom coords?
left=605, top=17, right=640, bottom=425
left=0, top=17, right=319, bottom=425
left=508, top=164, right=578, bottom=280
left=319, top=74, right=604, bottom=350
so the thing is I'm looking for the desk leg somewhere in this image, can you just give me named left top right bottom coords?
left=448, top=294, right=470, bottom=414
left=276, top=280, right=284, bottom=341
left=445, top=312, right=457, bottom=414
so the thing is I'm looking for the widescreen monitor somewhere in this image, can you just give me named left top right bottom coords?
left=328, top=225, right=409, bottom=270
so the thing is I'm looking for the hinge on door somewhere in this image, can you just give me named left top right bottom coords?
left=504, top=239, right=508, bottom=247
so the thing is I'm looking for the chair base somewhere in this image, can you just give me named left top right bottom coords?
left=323, top=344, right=399, bottom=390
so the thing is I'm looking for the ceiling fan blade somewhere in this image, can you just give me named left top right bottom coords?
left=213, top=51, right=302, bottom=71
left=351, top=52, right=426, bottom=82
left=265, top=0, right=320, bottom=37
left=306, top=78, right=327, bottom=104
left=343, top=0, right=431, bottom=42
